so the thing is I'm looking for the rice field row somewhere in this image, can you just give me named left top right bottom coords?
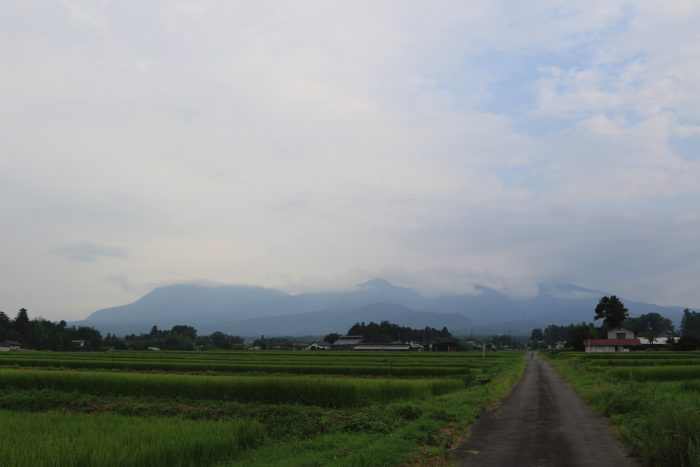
left=0, top=350, right=514, bottom=377
left=0, top=368, right=465, bottom=407
left=0, top=350, right=513, bottom=363
left=0, top=357, right=491, bottom=377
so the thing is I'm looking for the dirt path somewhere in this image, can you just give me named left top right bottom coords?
left=452, top=351, right=638, bottom=467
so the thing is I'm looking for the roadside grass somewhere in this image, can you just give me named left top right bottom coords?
left=545, top=351, right=700, bottom=467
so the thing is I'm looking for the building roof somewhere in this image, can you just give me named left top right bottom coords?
left=1, top=340, right=22, bottom=347
left=353, top=343, right=411, bottom=351
left=305, top=341, right=332, bottom=348
left=333, top=336, right=364, bottom=346
left=584, top=339, right=641, bottom=346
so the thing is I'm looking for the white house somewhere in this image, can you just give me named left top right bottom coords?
left=584, top=328, right=640, bottom=352
left=304, top=341, right=332, bottom=351
left=607, top=327, right=635, bottom=339
left=0, top=341, right=22, bottom=352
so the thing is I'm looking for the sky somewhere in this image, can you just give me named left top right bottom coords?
left=2, top=1, right=700, bottom=321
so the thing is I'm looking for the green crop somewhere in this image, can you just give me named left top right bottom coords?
left=0, top=410, right=264, bottom=467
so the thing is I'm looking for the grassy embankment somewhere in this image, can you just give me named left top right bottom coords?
left=0, top=350, right=526, bottom=466
left=544, top=351, right=700, bottom=467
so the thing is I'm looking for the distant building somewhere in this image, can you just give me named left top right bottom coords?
left=305, top=341, right=333, bottom=351
left=332, top=336, right=364, bottom=350
left=353, top=343, right=411, bottom=351
left=430, top=340, right=459, bottom=352
left=584, top=328, right=640, bottom=352
left=71, top=340, right=87, bottom=349
left=606, top=328, right=635, bottom=340
left=0, top=341, right=22, bottom=352
left=638, top=337, right=672, bottom=346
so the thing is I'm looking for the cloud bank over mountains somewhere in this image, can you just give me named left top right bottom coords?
left=1, top=1, right=699, bottom=320
left=76, top=279, right=686, bottom=337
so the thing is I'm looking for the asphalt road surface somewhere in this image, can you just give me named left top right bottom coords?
left=452, top=351, right=639, bottom=467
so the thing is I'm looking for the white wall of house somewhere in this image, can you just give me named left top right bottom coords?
left=606, top=328, right=635, bottom=339
left=585, top=344, right=632, bottom=353
left=586, top=345, right=616, bottom=352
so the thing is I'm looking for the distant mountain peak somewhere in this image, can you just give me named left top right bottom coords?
left=358, top=278, right=396, bottom=289
left=538, top=283, right=606, bottom=299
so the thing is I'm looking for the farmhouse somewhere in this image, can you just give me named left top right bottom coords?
left=332, top=335, right=364, bottom=350
left=305, top=341, right=332, bottom=351
left=430, top=340, right=459, bottom=352
left=584, top=327, right=641, bottom=352
left=71, top=339, right=87, bottom=349
left=0, top=340, right=22, bottom=352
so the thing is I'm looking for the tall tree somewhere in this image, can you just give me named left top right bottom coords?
left=594, top=296, right=629, bottom=329
left=680, top=309, right=700, bottom=339
left=567, top=323, right=598, bottom=351
left=14, top=308, right=31, bottom=342
left=0, top=311, right=10, bottom=337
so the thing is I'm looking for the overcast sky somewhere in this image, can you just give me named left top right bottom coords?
left=2, top=1, right=699, bottom=320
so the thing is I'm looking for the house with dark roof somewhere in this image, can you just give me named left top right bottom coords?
left=332, top=335, right=364, bottom=349
left=584, top=327, right=640, bottom=352
left=0, top=340, right=22, bottom=352
left=430, top=340, right=459, bottom=352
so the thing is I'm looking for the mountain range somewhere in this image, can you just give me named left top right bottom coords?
left=75, top=278, right=689, bottom=337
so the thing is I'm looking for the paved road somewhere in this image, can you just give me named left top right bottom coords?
left=452, top=351, right=639, bottom=467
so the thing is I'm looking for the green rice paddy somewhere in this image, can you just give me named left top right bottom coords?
left=0, top=349, right=525, bottom=466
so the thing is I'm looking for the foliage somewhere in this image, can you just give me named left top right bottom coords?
left=491, top=334, right=523, bottom=348
left=625, top=312, right=674, bottom=340
left=0, top=308, right=102, bottom=350
left=346, top=320, right=452, bottom=343
left=196, top=331, right=245, bottom=349
left=594, top=295, right=629, bottom=329
left=323, top=332, right=340, bottom=344
left=681, top=309, right=700, bottom=339
left=566, top=322, right=598, bottom=351
left=530, top=328, right=544, bottom=341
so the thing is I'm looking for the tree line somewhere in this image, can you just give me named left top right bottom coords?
left=530, top=296, right=700, bottom=350
left=0, top=309, right=244, bottom=351
left=328, top=321, right=454, bottom=344
left=0, top=308, right=102, bottom=350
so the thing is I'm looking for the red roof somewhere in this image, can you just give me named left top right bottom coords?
left=584, top=339, right=641, bottom=346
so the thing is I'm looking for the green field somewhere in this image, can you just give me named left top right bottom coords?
left=545, top=351, right=700, bottom=467
left=0, top=350, right=525, bottom=466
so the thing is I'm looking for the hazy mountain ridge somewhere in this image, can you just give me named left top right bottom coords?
left=76, top=279, right=689, bottom=336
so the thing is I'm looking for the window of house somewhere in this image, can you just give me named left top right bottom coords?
left=616, top=332, right=625, bottom=339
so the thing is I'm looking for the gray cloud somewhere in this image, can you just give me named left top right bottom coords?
left=0, top=1, right=699, bottom=319
left=52, top=243, right=127, bottom=263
